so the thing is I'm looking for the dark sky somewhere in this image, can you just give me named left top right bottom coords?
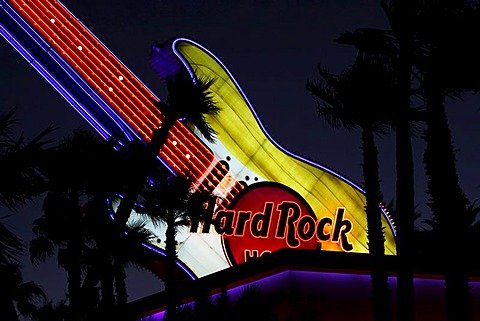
left=2, top=0, right=480, bottom=303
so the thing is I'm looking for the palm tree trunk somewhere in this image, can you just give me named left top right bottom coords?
left=110, top=117, right=176, bottom=314
left=66, top=241, right=82, bottom=321
left=81, top=265, right=101, bottom=314
left=361, top=127, right=392, bottom=321
left=395, top=118, right=416, bottom=321
left=165, top=214, right=179, bottom=321
left=114, top=116, right=176, bottom=230
left=394, top=1, right=416, bottom=319
left=423, top=73, right=472, bottom=321
left=99, top=253, right=115, bottom=309
left=148, top=117, right=177, bottom=159
left=66, top=202, right=83, bottom=321
left=113, top=256, right=128, bottom=305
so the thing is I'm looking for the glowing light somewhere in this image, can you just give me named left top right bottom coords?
left=2, top=0, right=399, bottom=281
left=167, top=38, right=398, bottom=253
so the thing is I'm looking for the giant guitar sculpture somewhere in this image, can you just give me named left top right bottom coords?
left=0, top=0, right=396, bottom=279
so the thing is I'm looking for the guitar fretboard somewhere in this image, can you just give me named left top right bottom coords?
left=5, top=0, right=243, bottom=202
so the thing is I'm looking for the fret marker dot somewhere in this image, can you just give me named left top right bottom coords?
left=118, top=76, right=123, bottom=81
left=108, top=87, right=113, bottom=92
left=185, top=154, right=190, bottom=159
left=78, top=46, right=82, bottom=51
left=172, top=141, right=177, bottom=146
left=50, top=19, right=55, bottom=23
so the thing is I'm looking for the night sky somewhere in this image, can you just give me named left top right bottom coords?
left=1, top=0, right=480, bottom=303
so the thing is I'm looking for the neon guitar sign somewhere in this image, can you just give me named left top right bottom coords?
left=0, top=0, right=396, bottom=278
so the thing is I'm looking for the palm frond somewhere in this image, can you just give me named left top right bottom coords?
left=163, top=71, right=220, bottom=143
left=0, top=109, right=56, bottom=210
left=0, top=221, right=25, bottom=264
left=29, top=236, right=55, bottom=266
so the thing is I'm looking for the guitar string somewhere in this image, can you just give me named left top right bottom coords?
left=20, top=0, right=187, bottom=178
left=51, top=0, right=165, bottom=127
left=28, top=0, right=197, bottom=174
left=18, top=0, right=245, bottom=205
left=32, top=0, right=159, bottom=135
left=41, top=0, right=231, bottom=194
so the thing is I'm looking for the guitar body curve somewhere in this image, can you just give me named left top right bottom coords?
left=151, top=37, right=397, bottom=263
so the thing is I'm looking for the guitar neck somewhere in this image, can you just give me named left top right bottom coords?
left=2, top=0, right=236, bottom=198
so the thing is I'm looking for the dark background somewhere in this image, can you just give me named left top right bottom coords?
left=1, top=0, right=479, bottom=303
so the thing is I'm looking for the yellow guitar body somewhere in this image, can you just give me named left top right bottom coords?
left=169, top=38, right=396, bottom=256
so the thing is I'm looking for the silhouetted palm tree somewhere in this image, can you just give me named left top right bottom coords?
left=107, top=71, right=220, bottom=319
left=30, top=128, right=142, bottom=319
left=35, top=299, right=68, bottom=321
left=307, top=51, right=398, bottom=321
left=0, top=262, right=47, bottom=321
left=0, top=215, right=24, bottom=265
left=412, top=2, right=480, bottom=319
left=335, top=22, right=427, bottom=320
left=30, top=129, right=117, bottom=320
left=114, top=71, right=220, bottom=230
left=379, top=1, right=421, bottom=319
left=81, top=201, right=157, bottom=320
left=133, top=173, right=218, bottom=321
left=0, top=107, right=55, bottom=210
left=30, top=190, right=85, bottom=321
left=0, top=107, right=54, bottom=321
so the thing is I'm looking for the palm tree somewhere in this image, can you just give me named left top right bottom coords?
left=35, top=299, right=69, bottom=321
left=0, top=219, right=28, bottom=321
left=30, top=128, right=132, bottom=320
left=30, top=128, right=162, bottom=320
left=30, top=190, right=85, bottom=321
left=0, top=107, right=55, bottom=210
left=0, top=107, right=54, bottom=321
left=335, top=24, right=427, bottom=321
left=81, top=192, right=159, bottom=320
left=30, top=129, right=110, bottom=320
left=133, top=173, right=218, bottom=321
left=307, top=51, right=399, bottom=321
left=0, top=262, right=47, bottom=321
left=87, top=220, right=157, bottom=320
left=113, top=70, right=220, bottom=230
left=379, top=2, right=420, bottom=319
left=106, top=71, right=220, bottom=318
left=411, top=2, right=480, bottom=319
left=0, top=215, right=24, bottom=266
